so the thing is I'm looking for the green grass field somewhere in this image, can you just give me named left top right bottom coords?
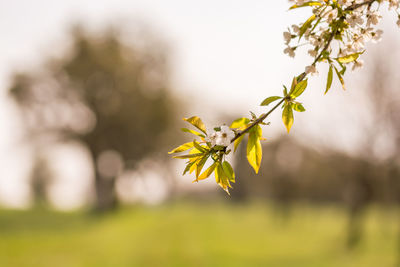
left=0, top=202, right=398, bottom=267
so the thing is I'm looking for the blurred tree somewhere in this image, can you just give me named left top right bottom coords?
left=9, top=24, right=178, bottom=211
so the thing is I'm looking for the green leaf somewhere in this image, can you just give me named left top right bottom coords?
left=247, top=126, right=262, bottom=174
left=283, top=85, right=288, bottom=96
left=299, top=14, right=316, bottom=39
left=293, top=103, right=306, bottom=112
left=260, top=96, right=282, bottom=106
left=181, top=128, right=205, bottom=138
left=215, top=163, right=231, bottom=195
left=183, top=116, right=207, bottom=134
left=222, top=161, right=235, bottom=183
left=193, top=141, right=208, bottom=153
left=233, top=135, right=244, bottom=152
left=289, top=77, right=298, bottom=94
left=230, top=118, right=250, bottom=129
left=195, top=154, right=210, bottom=179
left=168, top=142, right=194, bottom=154
left=290, top=1, right=322, bottom=9
left=334, top=66, right=346, bottom=90
left=325, top=65, right=333, bottom=95
left=291, top=79, right=308, bottom=98
left=282, top=104, right=294, bottom=133
left=197, top=162, right=217, bottom=181
left=173, top=153, right=204, bottom=159
left=183, top=161, right=196, bottom=175
left=336, top=53, right=360, bottom=64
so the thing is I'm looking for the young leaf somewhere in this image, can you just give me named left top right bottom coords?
left=181, top=128, right=205, bottom=138
left=289, top=77, right=298, bottom=94
left=173, top=153, right=204, bottom=159
left=222, top=161, right=235, bottom=183
left=247, top=126, right=262, bottom=174
left=183, top=116, right=207, bottom=134
left=168, top=142, right=194, bottom=154
left=299, top=14, right=316, bottom=39
left=197, top=162, right=217, bottom=181
left=233, top=135, right=244, bottom=152
left=290, top=1, right=322, bottom=9
left=195, top=154, right=210, bottom=179
left=283, top=85, right=288, bottom=96
left=336, top=53, right=359, bottom=64
left=293, top=103, right=306, bottom=112
left=230, top=118, right=250, bottom=129
left=282, top=104, right=294, bottom=133
left=183, top=161, right=196, bottom=175
left=189, top=158, right=199, bottom=174
left=260, top=96, right=282, bottom=106
left=333, top=66, right=346, bottom=90
left=193, top=140, right=208, bottom=153
left=215, top=163, right=231, bottom=194
left=325, top=65, right=333, bottom=95
left=291, top=79, right=308, bottom=98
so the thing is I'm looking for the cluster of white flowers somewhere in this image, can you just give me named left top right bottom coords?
left=205, top=126, right=235, bottom=147
left=285, top=0, right=400, bottom=73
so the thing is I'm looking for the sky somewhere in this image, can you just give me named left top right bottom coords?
left=0, top=1, right=399, bottom=208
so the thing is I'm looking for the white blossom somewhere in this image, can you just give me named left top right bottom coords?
left=205, top=126, right=235, bottom=147
left=284, top=46, right=296, bottom=58
left=367, top=11, right=382, bottom=26
left=347, top=13, right=364, bottom=27
left=308, top=49, right=318, bottom=57
left=205, top=130, right=217, bottom=147
left=371, top=29, right=383, bottom=43
left=292, top=24, right=300, bottom=34
left=283, top=31, right=292, bottom=45
left=215, top=126, right=235, bottom=147
left=352, top=60, right=364, bottom=71
left=305, top=65, right=318, bottom=76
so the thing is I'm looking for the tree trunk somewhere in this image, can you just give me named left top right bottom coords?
left=94, top=171, right=118, bottom=212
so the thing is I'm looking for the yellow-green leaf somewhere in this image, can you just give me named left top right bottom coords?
left=173, top=153, right=204, bottom=159
left=181, top=128, right=205, bottom=138
left=260, top=96, right=282, bottom=106
left=337, top=53, right=359, bottom=64
left=168, top=142, right=194, bottom=154
left=291, top=79, right=308, bottom=98
left=193, top=141, right=208, bottom=153
left=299, top=14, right=316, bottom=39
left=230, top=118, right=250, bottom=129
left=293, top=103, right=306, bottom=112
left=222, top=161, right=235, bottom=183
left=183, top=116, right=207, bottom=134
left=255, top=124, right=262, bottom=139
left=334, top=66, right=346, bottom=90
left=215, top=163, right=231, bottom=195
left=282, top=104, right=294, bottom=133
left=195, top=154, right=210, bottom=179
left=325, top=65, right=333, bottom=95
left=247, top=127, right=262, bottom=174
left=289, top=77, right=298, bottom=94
left=183, top=161, right=195, bottom=175
left=197, top=162, right=217, bottom=181
left=290, top=1, right=322, bottom=9
left=233, top=135, right=244, bottom=152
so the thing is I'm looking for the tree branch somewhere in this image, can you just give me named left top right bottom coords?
left=230, top=0, right=379, bottom=144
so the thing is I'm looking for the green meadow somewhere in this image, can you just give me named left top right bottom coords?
left=0, top=202, right=398, bottom=267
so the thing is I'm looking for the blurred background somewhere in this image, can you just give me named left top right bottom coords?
left=1, top=1, right=400, bottom=266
